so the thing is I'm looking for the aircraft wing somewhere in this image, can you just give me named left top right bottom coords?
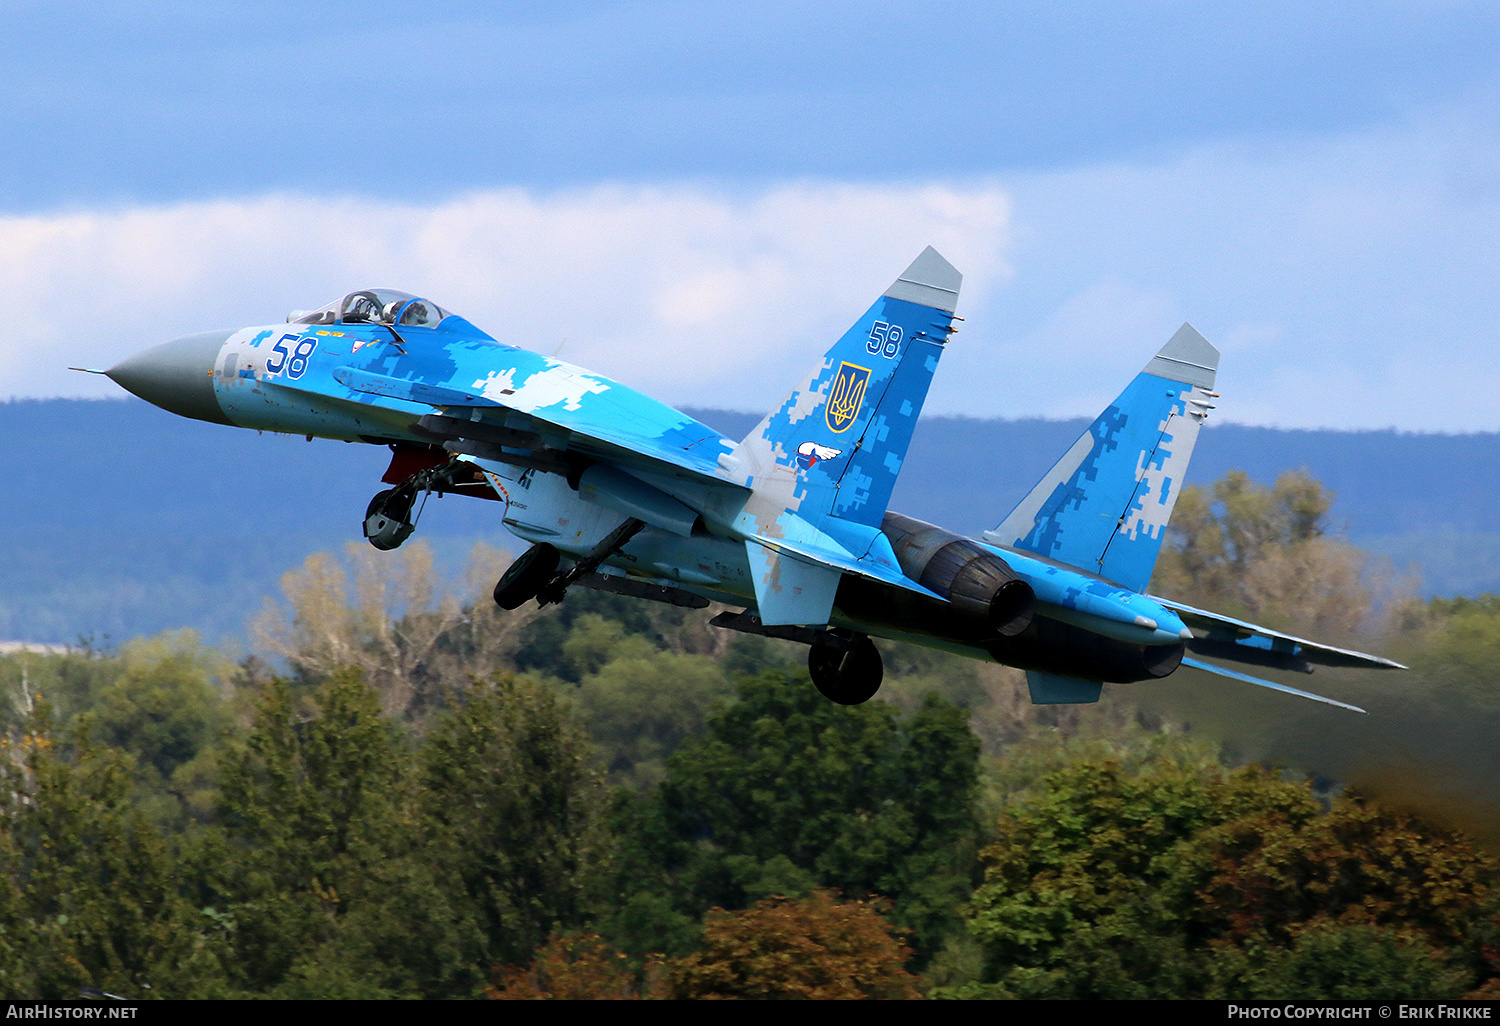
left=330, top=366, right=745, bottom=495
left=1150, top=595, right=1406, bottom=671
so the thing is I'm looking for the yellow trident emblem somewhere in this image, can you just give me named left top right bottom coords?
left=825, top=362, right=871, bottom=433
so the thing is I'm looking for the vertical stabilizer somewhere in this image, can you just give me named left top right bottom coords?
left=985, top=324, right=1219, bottom=593
left=725, top=247, right=962, bottom=624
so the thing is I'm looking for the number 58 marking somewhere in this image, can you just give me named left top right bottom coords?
left=866, top=321, right=902, bottom=359
left=265, top=333, right=319, bottom=380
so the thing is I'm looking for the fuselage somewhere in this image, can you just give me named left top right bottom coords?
left=107, top=302, right=1190, bottom=685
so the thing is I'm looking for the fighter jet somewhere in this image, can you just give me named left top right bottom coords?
left=94, top=249, right=1401, bottom=712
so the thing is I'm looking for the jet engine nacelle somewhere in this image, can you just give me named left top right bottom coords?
left=989, top=617, right=1185, bottom=684
left=835, top=512, right=1035, bottom=642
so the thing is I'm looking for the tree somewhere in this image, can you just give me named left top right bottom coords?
left=488, top=932, right=666, bottom=1000
left=420, top=674, right=612, bottom=970
left=0, top=647, right=123, bottom=732
left=1209, top=922, right=1469, bottom=1000
left=250, top=540, right=518, bottom=721
left=1152, top=470, right=1372, bottom=639
left=1165, top=794, right=1496, bottom=950
left=206, top=668, right=476, bottom=997
left=964, top=754, right=1316, bottom=994
left=619, top=670, right=981, bottom=963
left=575, top=644, right=737, bottom=790
left=959, top=752, right=1494, bottom=999
left=91, top=632, right=233, bottom=798
left=670, top=890, right=920, bottom=1000
left=0, top=701, right=227, bottom=998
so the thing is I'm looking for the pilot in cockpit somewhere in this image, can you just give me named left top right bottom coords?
left=289, top=290, right=450, bottom=328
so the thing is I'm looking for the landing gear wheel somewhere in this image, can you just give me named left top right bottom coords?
left=363, top=489, right=416, bottom=551
left=493, top=544, right=561, bottom=610
left=808, top=631, right=884, bottom=705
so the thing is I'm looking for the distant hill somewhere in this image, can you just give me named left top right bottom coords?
left=3, top=398, right=1496, bottom=644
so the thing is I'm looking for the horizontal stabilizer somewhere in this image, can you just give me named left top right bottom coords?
left=1154, top=596, right=1407, bottom=671
left=1026, top=671, right=1102, bottom=705
left=744, top=529, right=946, bottom=628
left=746, top=541, right=843, bottom=627
left=1182, top=657, right=1367, bottom=714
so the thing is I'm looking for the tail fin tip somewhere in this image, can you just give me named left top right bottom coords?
left=883, top=246, right=962, bottom=313
left=1145, top=323, right=1219, bottom=389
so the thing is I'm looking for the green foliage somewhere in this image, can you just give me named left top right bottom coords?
left=719, top=633, right=800, bottom=679
left=420, top=674, right=612, bottom=971
left=967, top=756, right=1310, bottom=979
left=1406, top=595, right=1500, bottom=697
left=575, top=648, right=736, bottom=790
left=10, top=476, right=1500, bottom=1001
left=0, top=702, right=227, bottom=998
left=874, top=642, right=992, bottom=719
left=1208, top=923, right=1470, bottom=1000
left=961, top=751, right=1495, bottom=999
left=0, top=647, right=123, bottom=730
left=207, top=669, right=477, bottom=997
left=511, top=590, right=695, bottom=683
left=91, top=633, right=233, bottom=800
left=618, top=670, right=981, bottom=963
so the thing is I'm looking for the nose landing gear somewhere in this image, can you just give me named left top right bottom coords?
left=364, top=489, right=417, bottom=551
left=362, top=460, right=466, bottom=551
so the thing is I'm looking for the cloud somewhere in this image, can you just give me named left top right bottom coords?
left=0, top=183, right=1011, bottom=411
left=928, top=99, right=1500, bottom=431
left=7, top=97, right=1500, bottom=433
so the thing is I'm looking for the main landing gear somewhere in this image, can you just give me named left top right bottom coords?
left=708, top=611, right=886, bottom=706
left=807, top=629, right=884, bottom=705
left=493, top=543, right=561, bottom=609
left=493, top=519, right=647, bottom=611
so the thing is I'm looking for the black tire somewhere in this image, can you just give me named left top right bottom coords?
left=363, top=488, right=418, bottom=550
left=366, top=488, right=414, bottom=522
left=493, top=544, right=561, bottom=610
left=808, top=631, right=883, bottom=705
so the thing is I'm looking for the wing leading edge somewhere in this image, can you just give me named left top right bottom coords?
left=331, top=366, right=741, bottom=493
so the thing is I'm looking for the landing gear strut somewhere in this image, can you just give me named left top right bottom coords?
left=808, top=629, right=884, bottom=705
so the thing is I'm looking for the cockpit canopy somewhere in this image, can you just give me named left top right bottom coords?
left=289, top=289, right=452, bottom=328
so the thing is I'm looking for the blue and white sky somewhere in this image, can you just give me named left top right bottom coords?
left=5, top=0, right=1500, bottom=430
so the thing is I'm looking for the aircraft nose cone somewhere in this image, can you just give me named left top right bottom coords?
left=106, top=330, right=234, bottom=425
